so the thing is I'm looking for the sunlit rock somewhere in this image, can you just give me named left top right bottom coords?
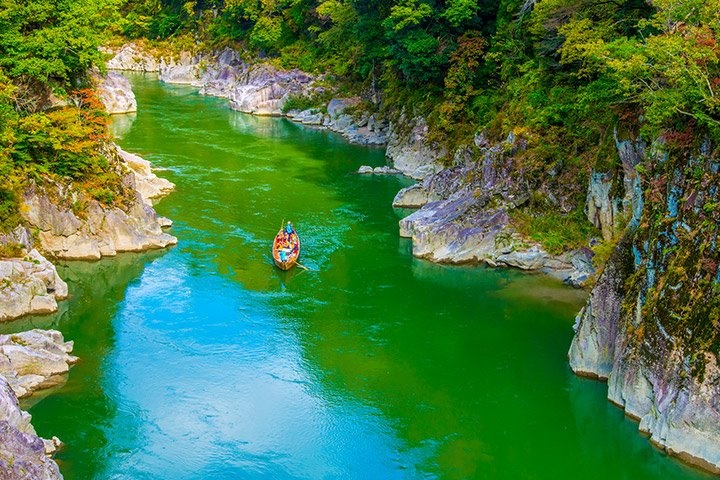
left=97, top=72, right=137, bottom=114
left=0, top=250, right=68, bottom=322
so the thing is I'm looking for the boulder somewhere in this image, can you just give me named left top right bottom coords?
left=0, top=250, right=68, bottom=322
left=97, top=72, right=137, bottom=114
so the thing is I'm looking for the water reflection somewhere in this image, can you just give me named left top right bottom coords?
left=23, top=250, right=168, bottom=479
left=109, top=112, right=136, bottom=140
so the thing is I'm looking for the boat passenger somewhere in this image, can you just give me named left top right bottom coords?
left=285, top=222, right=294, bottom=235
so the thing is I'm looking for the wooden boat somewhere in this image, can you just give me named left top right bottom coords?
left=272, top=225, right=300, bottom=270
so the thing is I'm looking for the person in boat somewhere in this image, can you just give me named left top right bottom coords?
left=285, top=222, right=294, bottom=235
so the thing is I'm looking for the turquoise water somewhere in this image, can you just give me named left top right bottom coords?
left=5, top=74, right=711, bottom=479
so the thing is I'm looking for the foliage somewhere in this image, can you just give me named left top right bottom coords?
left=0, top=0, right=134, bottom=232
left=0, top=0, right=119, bottom=98
left=510, top=206, right=598, bottom=255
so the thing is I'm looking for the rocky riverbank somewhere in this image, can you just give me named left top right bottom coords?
left=106, top=44, right=593, bottom=284
left=105, top=42, right=720, bottom=474
left=106, top=44, right=390, bottom=147
left=0, top=329, right=78, bottom=479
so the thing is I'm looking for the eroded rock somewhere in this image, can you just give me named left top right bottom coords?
left=0, top=250, right=68, bottom=322
left=0, top=374, right=62, bottom=479
left=97, top=71, right=137, bottom=114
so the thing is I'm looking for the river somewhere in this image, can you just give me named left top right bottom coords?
left=6, top=74, right=711, bottom=479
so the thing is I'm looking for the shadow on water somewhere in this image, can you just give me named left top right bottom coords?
left=13, top=249, right=170, bottom=479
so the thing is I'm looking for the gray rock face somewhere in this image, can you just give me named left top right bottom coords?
left=22, top=185, right=176, bottom=260
left=396, top=140, right=595, bottom=286
left=569, top=137, right=720, bottom=474
left=569, top=239, right=720, bottom=473
left=97, top=72, right=137, bottom=114
left=0, top=250, right=68, bottom=322
left=0, top=329, right=77, bottom=399
left=20, top=146, right=177, bottom=260
left=105, top=43, right=159, bottom=71
left=116, top=147, right=175, bottom=204
left=159, top=50, right=201, bottom=84
left=386, top=116, right=444, bottom=179
left=0, top=376, right=62, bottom=480
left=586, top=131, right=645, bottom=240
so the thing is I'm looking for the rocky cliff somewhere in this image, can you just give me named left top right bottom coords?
left=394, top=131, right=595, bottom=286
left=0, top=375, right=63, bottom=480
left=0, top=329, right=78, bottom=480
left=569, top=136, right=720, bottom=473
left=19, top=146, right=176, bottom=261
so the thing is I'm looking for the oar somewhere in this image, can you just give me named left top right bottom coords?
left=295, top=261, right=312, bottom=271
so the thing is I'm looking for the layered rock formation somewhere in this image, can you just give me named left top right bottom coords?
left=0, top=329, right=77, bottom=479
left=0, top=329, right=78, bottom=399
left=569, top=137, right=720, bottom=473
left=0, top=375, right=63, bottom=480
left=0, top=250, right=68, bottom=322
left=396, top=132, right=595, bottom=286
left=19, top=147, right=176, bottom=261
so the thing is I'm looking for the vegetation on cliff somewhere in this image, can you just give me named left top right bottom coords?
left=0, top=0, right=130, bottom=233
left=119, top=0, right=719, bottom=253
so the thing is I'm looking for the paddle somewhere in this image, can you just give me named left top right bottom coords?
left=295, top=261, right=312, bottom=271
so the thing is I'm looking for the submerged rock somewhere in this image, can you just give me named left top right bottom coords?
left=0, top=250, right=68, bottom=322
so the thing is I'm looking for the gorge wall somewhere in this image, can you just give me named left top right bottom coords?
left=105, top=43, right=720, bottom=473
left=569, top=137, right=720, bottom=472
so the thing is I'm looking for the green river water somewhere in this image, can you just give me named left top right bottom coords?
left=4, top=74, right=712, bottom=479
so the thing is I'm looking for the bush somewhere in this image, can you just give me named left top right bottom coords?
left=511, top=206, right=599, bottom=255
